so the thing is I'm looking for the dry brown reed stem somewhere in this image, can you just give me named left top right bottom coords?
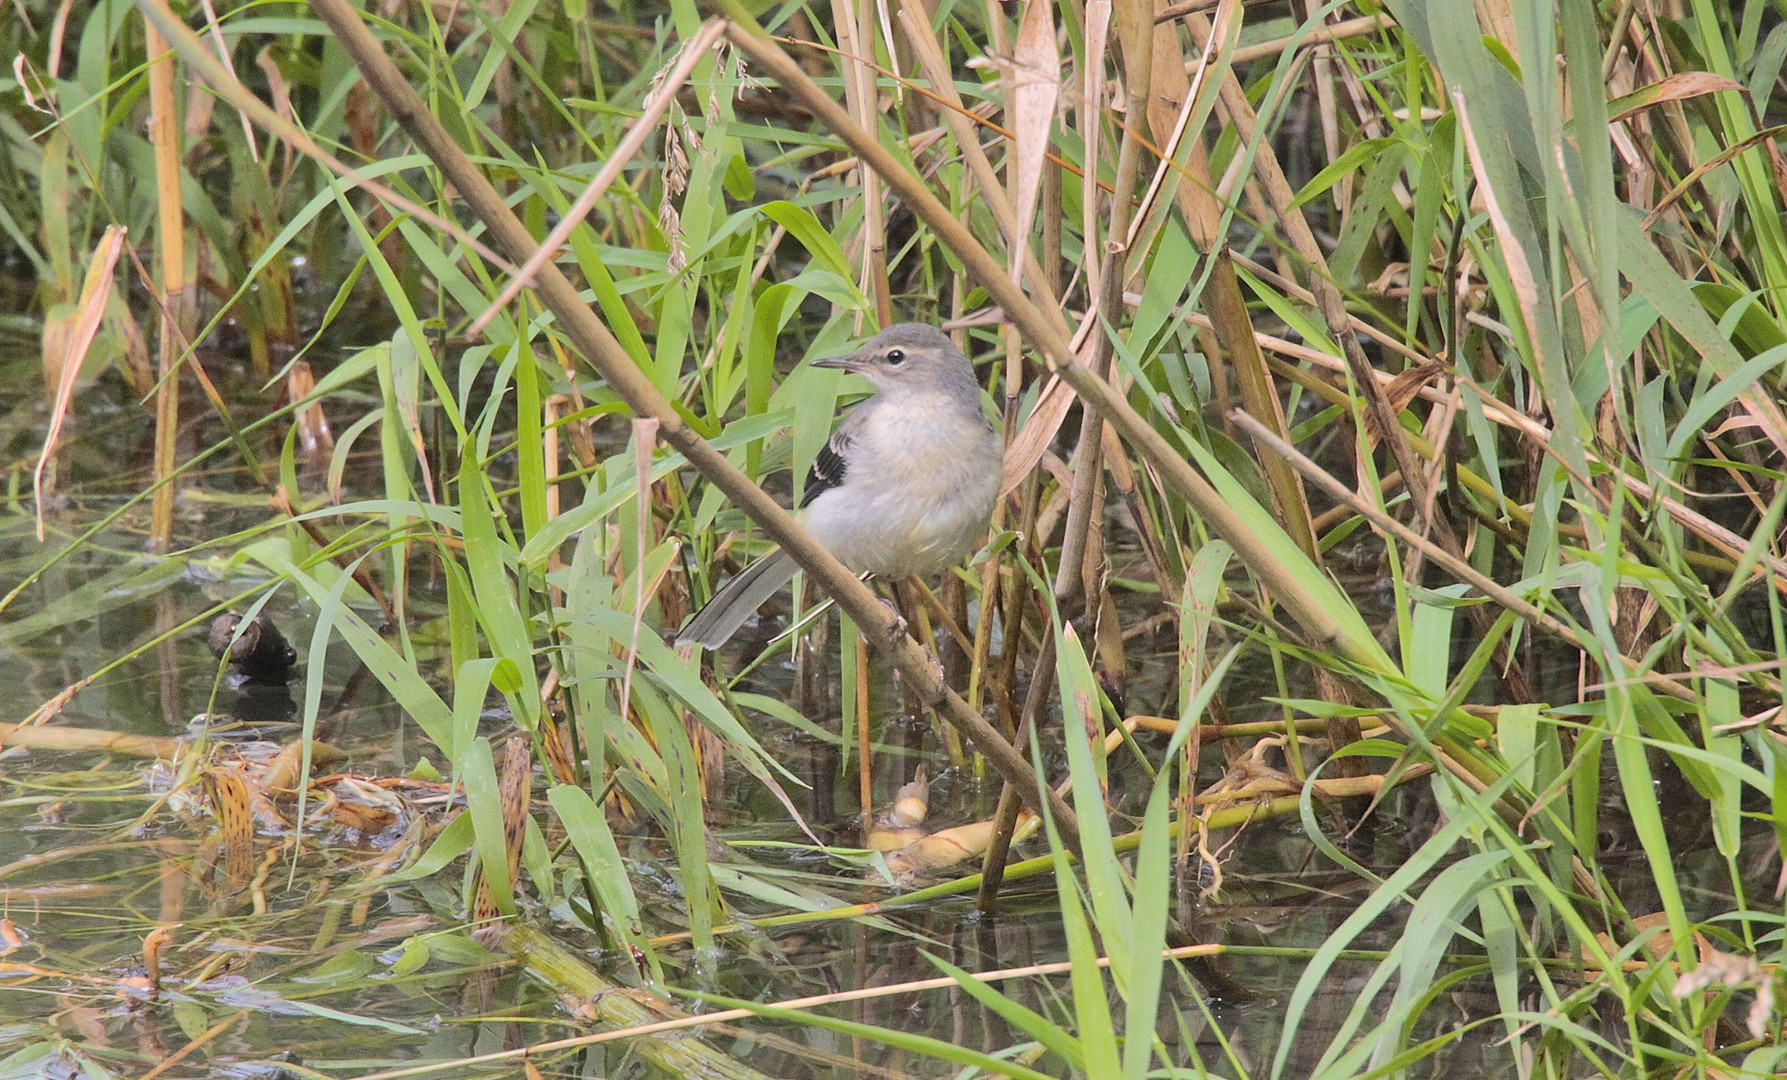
left=1130, top=1, right=1233, bottom=257
left=1152, top=0, right=1231, bottom=23
left=831, top=0, right=891, bottom=326
left=985, top=475, right=1044, bottom=733
left=249, top=0, right=1083, bottom=850
left=858, top=0, right=893, bottom=327
left=1053, top=374, right=1109, bottom=607
left=1301, top=0, right=1348, bottom=217
left=1192, top=765, right=1431, bottom=807
left=1080, top=1, right=1110, bottom=299
left=977, top=616, right=1058, bottom=911
left=145, top=20, right=184, bottom=553
left=967, top=464, right=1009, bottom=723
left=1006, top=0, right=1057, bottom=291
left=0, top=721, right=184, bottom=759
left=1222, top=12, right=1391, bottom=65
left=903, top=575, right=975, bottom=657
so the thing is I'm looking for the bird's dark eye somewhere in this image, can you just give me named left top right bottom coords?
left=885, top=349, right=905, bottom=365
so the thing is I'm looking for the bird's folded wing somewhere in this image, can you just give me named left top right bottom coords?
left=800, top=408, right=865, bottom=508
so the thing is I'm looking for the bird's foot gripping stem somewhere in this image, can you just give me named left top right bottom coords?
left=879, top=596, right=908, bottom=640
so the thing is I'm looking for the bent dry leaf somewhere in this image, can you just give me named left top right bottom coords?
left=1607, top=71, right=1744, bottom=123
left=35, top=225, right=125, bottom=541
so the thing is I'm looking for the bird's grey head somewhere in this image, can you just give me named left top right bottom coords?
left=809, top=323, right=977, bottom=396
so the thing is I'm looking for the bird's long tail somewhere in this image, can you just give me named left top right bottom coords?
left=676, top=550, right=800, bottom=648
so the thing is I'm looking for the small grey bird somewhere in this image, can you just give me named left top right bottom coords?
left=678, top=323, right=1003, bottom=648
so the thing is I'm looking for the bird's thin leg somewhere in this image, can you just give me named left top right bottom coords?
left=865, top=575, right=905, bottom=641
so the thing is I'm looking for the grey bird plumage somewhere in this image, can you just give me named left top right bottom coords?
left=678, top=324, right=1003, bottom=649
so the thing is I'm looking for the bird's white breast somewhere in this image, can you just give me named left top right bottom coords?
left=803, top=393, right=1002, bottom=578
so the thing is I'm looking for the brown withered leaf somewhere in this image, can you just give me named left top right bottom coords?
left=286, top=359, right=334, bottom=457
left=328, top=796, right=396, bottom=837
left=1608, top=72, right=1744, bottom=124
left=201, top=766, right=256, bottom=889
left=471, top=737, right=534, bottom=937
left=1361, top=362, right=1446, bottom=449
left=0, top=916, right=25, bottom=957
left=35, top=225, right=125, bottom=539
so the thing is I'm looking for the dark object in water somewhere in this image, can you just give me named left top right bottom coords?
left=207, top=612, right=298, bottom=681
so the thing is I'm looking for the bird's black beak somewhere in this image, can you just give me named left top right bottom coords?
left=809, top=354, right=867, bottom=373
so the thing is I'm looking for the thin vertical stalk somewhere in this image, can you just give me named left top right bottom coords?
left=903, top=578, right=965, bottom=765
left=1080, top=1, right=1109, bottom=302
left=145, top=20, right=186, bottom=553
left=1041, top=153, right=1062, bottom=299
left=977, top=617, right=1057, bottom=911
left=992, top=476, right=1044, bottom=735
left=854, top=628, right=872, bottom=836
